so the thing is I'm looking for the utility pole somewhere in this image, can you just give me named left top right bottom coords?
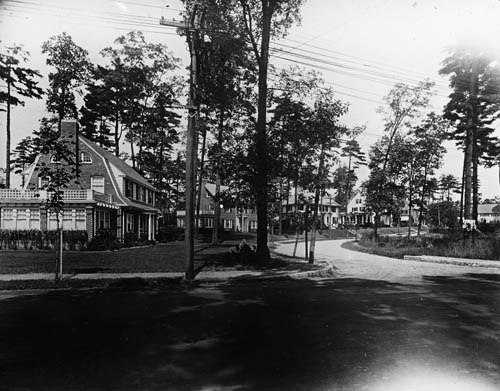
left=160, top=7, right=204, bottom=280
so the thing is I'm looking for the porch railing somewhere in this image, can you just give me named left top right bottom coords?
left=0, top=189, right=112, bottom=203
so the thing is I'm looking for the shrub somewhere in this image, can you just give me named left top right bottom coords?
left=157, top=226, right=184, bottom=242
left=357, top=231, right=500, bottom=261
left=87, top=229, right=120, bottom=251
left=0, top=229, right=88, bottom=250
left=223, top=240, right=258, bottom=266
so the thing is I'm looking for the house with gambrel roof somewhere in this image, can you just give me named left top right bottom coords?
left=0, top=121, right=160, bottom=242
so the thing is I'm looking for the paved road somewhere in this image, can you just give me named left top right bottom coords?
left=276, top=239, right=500, bottom=282
left=1, top=241, right=500, bottom=390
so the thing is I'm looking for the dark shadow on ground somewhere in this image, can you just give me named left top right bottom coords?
left=1, top=274, right=499, bottom=390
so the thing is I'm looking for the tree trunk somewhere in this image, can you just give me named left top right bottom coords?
left=471, top=69, right=479, bottom=243
left=6, top=77, right=11, bottom=189
left=278, top=178, right=283, bottom=237
left=196, top=124, right=207, bottom=235
left=374, top=213, right=379, bottom=240
left=58, top=87, right=65, bottom=136
left=130, top=133, right=136, bottom=169
left=407, top=167, right=413, bottom=241
left=309, top=148, right=325, bottom=264
left=293, top=230, right=299, bottom=257
left=464, top=129, right=472, bottom=220
left=417, top=165, right=428, bottom=236
left=304, top=204, right=309, bottom=262
left=114, top=116, right=120, bottom=157
left=254, top=4, right=273, bottom=262
left=212, top=110, right=224, bottom=245
left=460, top=152, right=466, bottom=226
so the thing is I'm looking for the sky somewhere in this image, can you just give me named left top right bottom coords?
left=1, top=0, right=500, bottom=198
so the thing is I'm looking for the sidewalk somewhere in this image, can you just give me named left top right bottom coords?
left=403, top=254, right=500, bottom=269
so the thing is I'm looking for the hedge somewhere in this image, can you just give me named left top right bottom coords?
left=0, top=229, right=88, bottom=250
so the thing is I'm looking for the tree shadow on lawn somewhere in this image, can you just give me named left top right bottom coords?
left=1, top=276, right=500, bottom=390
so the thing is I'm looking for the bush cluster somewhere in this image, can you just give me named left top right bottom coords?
left=157, top=226, right=184, bottom=242
left=358, top=230, right=500, bottom=261
left=87, top=229, right=121, bottom=251
left=0, top=229, right=88, bottom=250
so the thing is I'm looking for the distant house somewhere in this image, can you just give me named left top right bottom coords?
left=0, top=121, right=160, bottom=241
left=340, top=191, right=392, bottom=226
left=281, top=189, right=341, bottom=229
left=478, top=204, right=500, bottom=223
left=176, top=181, right=258, bottom=232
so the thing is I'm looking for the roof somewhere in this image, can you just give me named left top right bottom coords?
left=478, top=204, right=500, bottom=214
left=205, top=182, right=229, bottom=197
left=80, top=135, right=155, bottom=191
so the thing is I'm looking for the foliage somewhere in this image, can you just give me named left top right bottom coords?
left=157, top=225, right=185, bottom=243
left=439, top=46, right=500, bottom=222
left=238, top=0, right=306, bottom=258
left=42, top=32, right=91, bottom=125
left=437, top=174, right=460, bottom=201
left=364, top=81, right=436, bottom=237
left=0, top=229, right=87, bottom=250
left=87, top=229, right=122, bottom=251
left=355, top=232, right=500, bottom=261
left=427, top=201, right=460, bottom=229
left=0, top=43, right=44, bottom=187
left=81, top=31, right=183, bottom=165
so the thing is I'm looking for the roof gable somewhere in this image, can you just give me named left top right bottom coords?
left=80, top=135, right=155, bottom=190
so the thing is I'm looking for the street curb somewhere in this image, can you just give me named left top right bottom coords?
left=403, top=255, right=500, bottom=269
left=287, top=261, right=335, bottom=279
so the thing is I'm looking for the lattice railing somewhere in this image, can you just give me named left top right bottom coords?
left=0, top=189, right=112, bottom=203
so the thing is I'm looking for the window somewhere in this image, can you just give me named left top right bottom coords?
left=79, top=151, right=92, bottom=164
left=39, top=177, right=50, bottom=189
left=75, top=209, right=86, bottom=230
left=2, top=209, right=13, bottom=219
left=63, top=210, right=73, bottom=221
left=223, top=219, right=233, bottom=229
left=205, top=217, right=213, bottom=228
left=126, top=214, right=134, bottom=232
left=97, top=210, right=110, bottom=229
left=140, top=187, right=146, bottom=202
left=208, top=203, right=214, bottom=211
left=148, top=191, right=154, bottom=205
left=91, top=176, right=105, bottom=193
left=250, top=220, right=257, bottom=231
left=125, top=180, right=133, bottom=198
left=352, top=207, right=358, bottom=212
left=224, top=207, right=232, bottom=213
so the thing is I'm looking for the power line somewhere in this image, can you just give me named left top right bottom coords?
left=2, top=0, right=460, bottom=97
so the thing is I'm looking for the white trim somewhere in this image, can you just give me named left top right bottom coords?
left=22, top=155, right=40, bottom=190
left=80, top=138, right=128, bottom=205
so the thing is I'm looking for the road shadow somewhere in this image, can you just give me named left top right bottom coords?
left=1, top=275, right=499, bottom=390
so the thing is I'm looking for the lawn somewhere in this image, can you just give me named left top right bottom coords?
left=0, top=243, right=187, bottom=274
left=0, top=232, right=259, bottom=275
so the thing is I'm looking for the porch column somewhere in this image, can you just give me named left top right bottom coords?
left=116, top=209, right=123, bottom=241
left=148, top=214, right=152, bottom=240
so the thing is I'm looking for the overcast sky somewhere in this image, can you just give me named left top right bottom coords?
left=2, top=0, right=500, bottom=198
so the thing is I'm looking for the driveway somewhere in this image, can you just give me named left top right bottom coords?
left=276, top=239, right=500, bottom=282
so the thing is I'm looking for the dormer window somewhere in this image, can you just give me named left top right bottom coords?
left=80, top=151, right=92, bottom=164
